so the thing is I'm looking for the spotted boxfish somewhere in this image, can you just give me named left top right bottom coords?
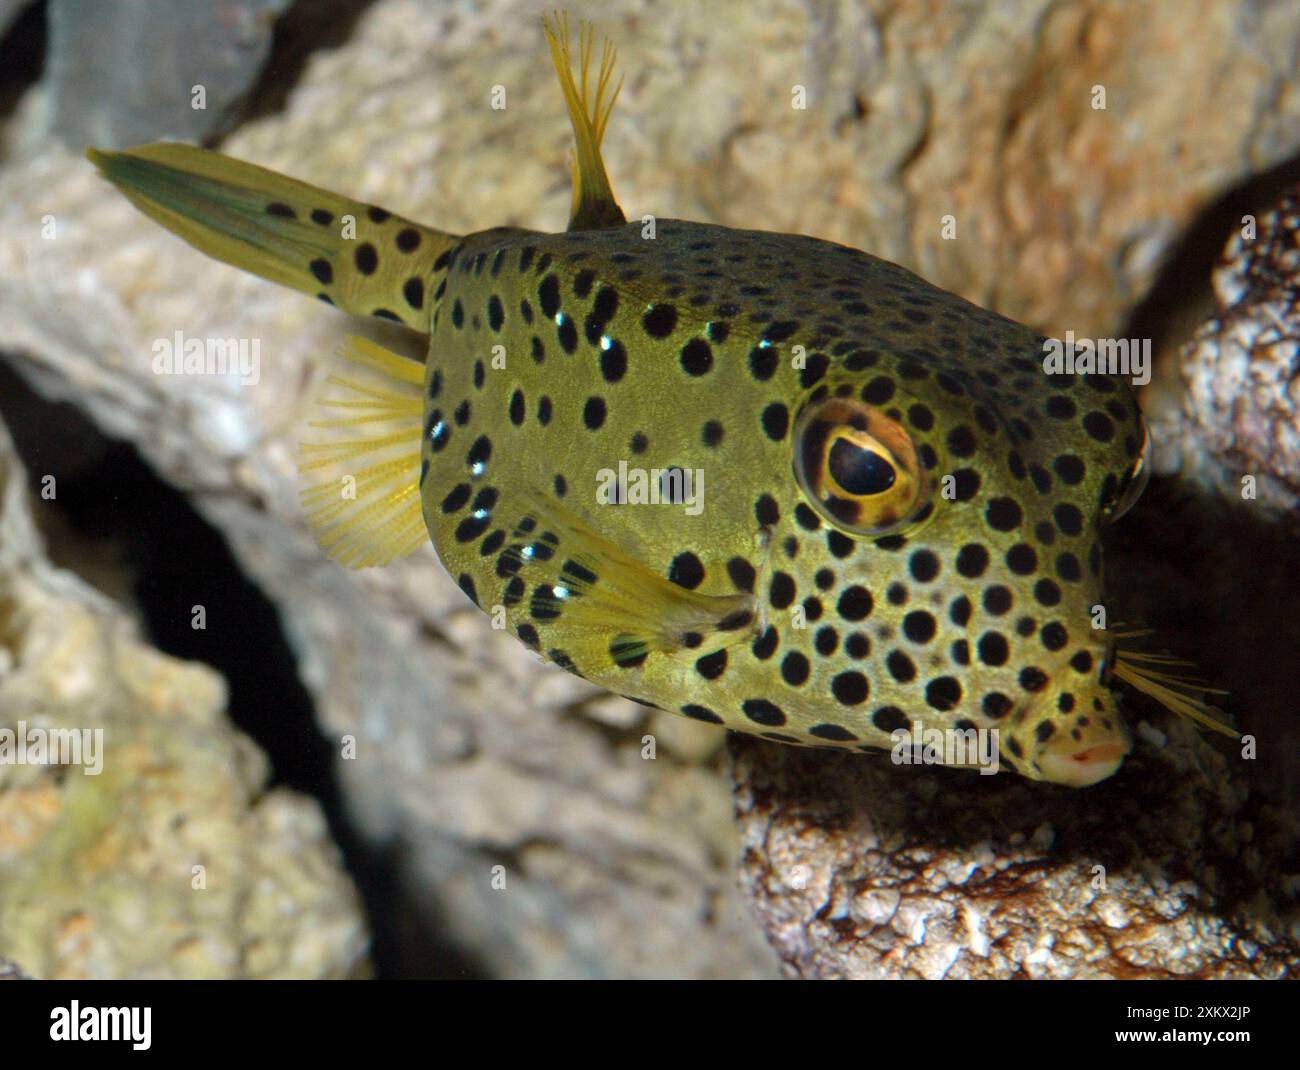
left=88, top=14, right=1231, bottom=786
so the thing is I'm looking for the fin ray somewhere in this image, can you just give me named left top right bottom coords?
left=1111, top=630, right=1238, bottom=738
left=542, top=12, right=626, bottom=231
left=298, top=336, right=428, bottom=568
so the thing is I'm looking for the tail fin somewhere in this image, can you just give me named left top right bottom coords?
left=87, top=143, right=460, bottom=332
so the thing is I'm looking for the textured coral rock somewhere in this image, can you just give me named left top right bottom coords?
left=0, top=419, right=368, bottom=979
left=733, top=729, right=1299, bottom=979
left=1167, top=192, right=1300, bottom=521
left=2, top=0, right=1299, bottom=977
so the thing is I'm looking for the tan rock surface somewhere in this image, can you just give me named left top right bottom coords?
left=734, top=723, right=1298, bottom=978
left=1, top=0, right=1298, bottom=977
left=0, top=418, right=368, bottom=978
left=1168, top=191, right=1300, bottom=521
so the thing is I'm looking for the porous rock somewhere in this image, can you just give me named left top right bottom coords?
left=733, top=724, right=1299, bottom=978
left=3, top=0, right=1300, bottom=977
left=0, top=417, right=368, bottom=979
left=1169, top=192, right=1300, bottom=522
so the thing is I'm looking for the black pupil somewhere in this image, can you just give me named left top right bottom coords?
left=828, top=437, right=895, bottom=496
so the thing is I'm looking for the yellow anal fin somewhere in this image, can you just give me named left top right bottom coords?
left=88, top=143, right=460, bottom=331
left=298, top=336, right=428, bottom=568
left=500, top=490, right=755, bottom=675
left=542, top=11, right=626, bottom=231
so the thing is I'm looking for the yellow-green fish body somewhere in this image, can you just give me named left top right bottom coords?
left=91, top=14, right=1216, bottom=787
left=415, top=214, right=1146, bottom=786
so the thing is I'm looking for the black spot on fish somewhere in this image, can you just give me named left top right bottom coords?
left=539, top=275, right=561, bottom=318
left=557, top=317, right=579, bottom=353
left=680, top=338, right=712, bottom=376
left=457, top=573, right=478, bottom=606
left=669, top=551, right=705, bottom=589
left=642, top=304, right=678, bottom=338
left=749, top=345, right=779, bottom=381
left=600, top=340, right=626, bottom=382
left=355, top=243, right=378, bottom=275
left=755, top=494, right=780, bottom=527
left=742, top=698, right=786, bottom=726
left=403, top=278, right=423, bottom=310
left=695, top=649, right=727, bottom=679
left=761, top=402, right=790, bottom=441
left=441, top=483, right=471, bottom=513
left=831, top=671, right=868, bottom=705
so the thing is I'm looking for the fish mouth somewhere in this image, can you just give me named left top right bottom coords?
left=1007, top=660, right=1132, bottom=787
left=1036, top=740, right=1127, bottom=787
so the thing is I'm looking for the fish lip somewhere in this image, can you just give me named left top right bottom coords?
left=1037, top=742, right=1127, bottom=787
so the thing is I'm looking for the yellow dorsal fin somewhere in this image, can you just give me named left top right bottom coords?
left=298, top=336, right=428, bottom=568
left=542, top=11, right=626, bottom=231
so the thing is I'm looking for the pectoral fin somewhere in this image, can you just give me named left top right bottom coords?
left=492, top=490, right=755, bottom=677
left=298, top=336, right=428, bottom=568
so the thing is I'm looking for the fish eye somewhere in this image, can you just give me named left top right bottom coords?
left=1105, top=420, right=1151, bottom=522
left=793, top=397, right=928, bottom=536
